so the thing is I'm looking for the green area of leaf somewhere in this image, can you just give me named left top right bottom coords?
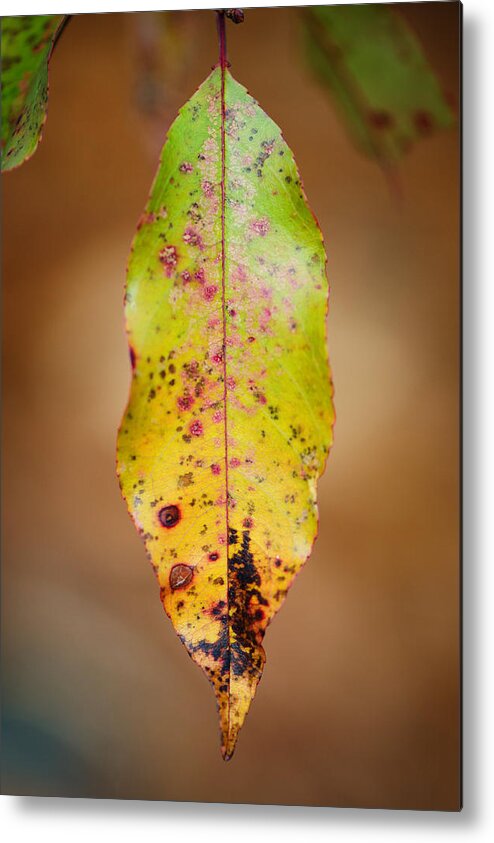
left=1, top=15, right=65, bottom=172
left=304, top=5, right=456, bottom=164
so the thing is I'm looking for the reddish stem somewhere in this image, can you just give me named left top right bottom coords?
left=217, top=11, right=227, bottom=69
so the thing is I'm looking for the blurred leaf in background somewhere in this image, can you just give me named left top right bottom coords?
left=303, top=4, right=456, bottom=166
left=1, top=14, right=66, bottom=172
left=130, top=11, right=200, bottom=159
left=132, top=12, right=193, bottom=116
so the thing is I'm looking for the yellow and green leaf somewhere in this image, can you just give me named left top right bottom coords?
left=117, top=66, right=334, bottom=759
left=304, top=4, right=456, bottom=165
left=1, top=14, right=66, bottom=172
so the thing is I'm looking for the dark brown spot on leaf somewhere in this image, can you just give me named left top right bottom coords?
left=159, top=505, right=180, bottom=528
left=170, top=564, right=194, bottom=590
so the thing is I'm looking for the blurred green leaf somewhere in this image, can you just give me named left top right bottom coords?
left=1, top=15, right=66, bottom=172
left=304, top=5, right=455, bottom=165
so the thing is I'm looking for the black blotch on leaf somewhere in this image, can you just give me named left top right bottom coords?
left=185, top=532, right=266, bottom=683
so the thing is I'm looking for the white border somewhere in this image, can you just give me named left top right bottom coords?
left=3, top=0, right=494, bottom=841
left=0, top=1, right=449, bottom=15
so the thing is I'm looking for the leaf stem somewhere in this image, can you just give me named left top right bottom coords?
left=217, top=10, right=228, bottom=69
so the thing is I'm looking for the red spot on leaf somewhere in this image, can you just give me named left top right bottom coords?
left=195, top=268, right=206, bottom=284
left=211, top=463, right=221, bottom=475
left=230, top=457, right=241, bottom=468
left=251, top=218, right=270, bottom=237
left=180, top=162, right=194, bottom=173
left=204, top=285, right=218, bottom=301
left=184, top=360, right=199, bottom=379
left=226, top=376, right=236, bottom=390
left=137, top=211, right=156, bottom=230
left=159, top=245, right=178, bottom=276
left=183, top=228, right=203, bottom=248
left=250, top=382, right=267, bottom=404
left=189, top=420, right=204, bottom=437
left=177, top=393, right=194, bottom=411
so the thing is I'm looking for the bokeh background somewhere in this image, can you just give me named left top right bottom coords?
left=1, top=4, right=460, bottom=810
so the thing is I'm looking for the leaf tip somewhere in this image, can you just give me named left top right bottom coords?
left=220, top=726, right=238, bottom=762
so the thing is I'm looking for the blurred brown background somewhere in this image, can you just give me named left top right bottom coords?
left=1, top=5, right=460, bottom=810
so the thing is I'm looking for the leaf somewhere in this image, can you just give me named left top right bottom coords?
left=303, top=5, right=455, bottom=165
left=117, top=66, right=334, bottom=759
left=1, top=14, right=66, bottom=172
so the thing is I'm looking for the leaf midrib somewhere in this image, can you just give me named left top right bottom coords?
left=219, top=60, right=232, bottom=748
